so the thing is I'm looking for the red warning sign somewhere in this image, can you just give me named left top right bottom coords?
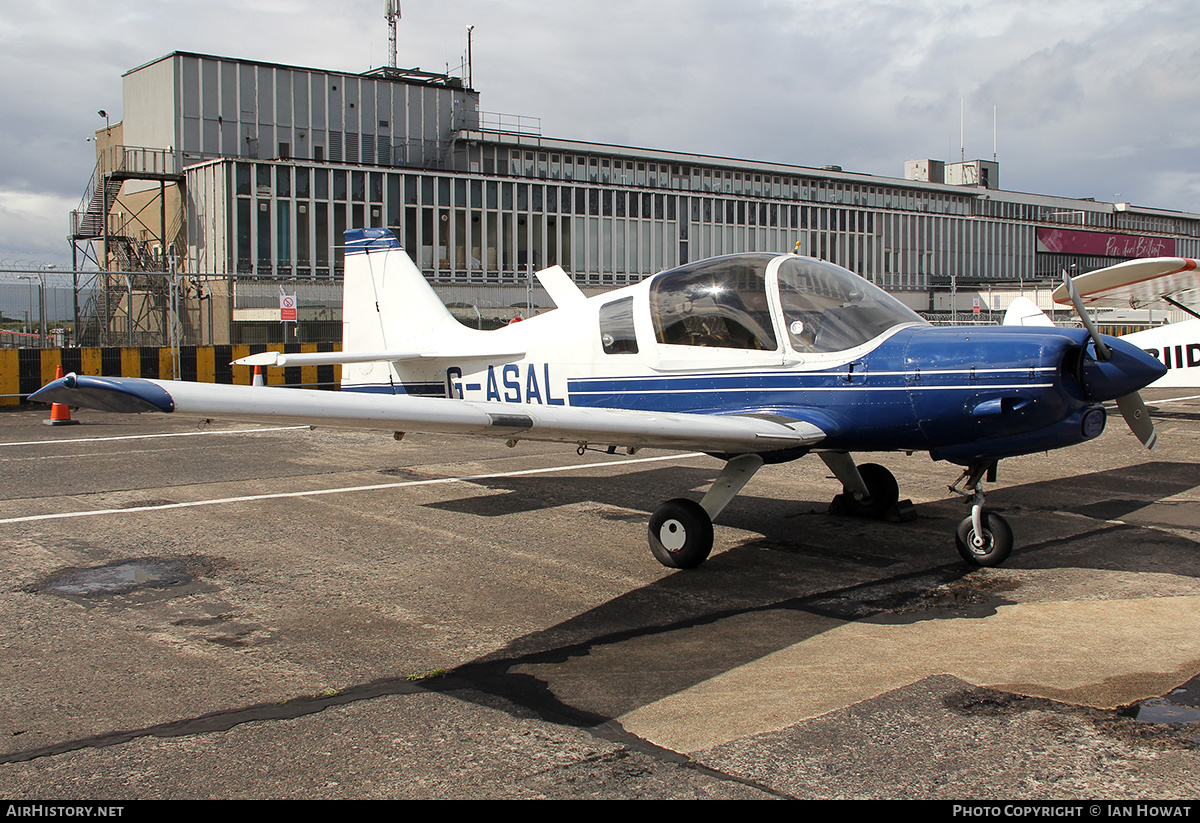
left=280, top=294, right=297, bottom=322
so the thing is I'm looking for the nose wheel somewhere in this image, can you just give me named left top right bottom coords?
left=955, top=510, right=1013, bottom=567
left=949, top=461, right=1013, bottom=567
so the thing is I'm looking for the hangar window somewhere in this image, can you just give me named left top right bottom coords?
left=650, top=255, right=778, bottom=350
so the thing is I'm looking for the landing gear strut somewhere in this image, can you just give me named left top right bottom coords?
left=646, top=452, right=1016, bottom=570
left=949, top=461, right=1013, bottom=567
left=647, top=453, right=764, bottom=569
left=819, top=452, right=899, bottom=518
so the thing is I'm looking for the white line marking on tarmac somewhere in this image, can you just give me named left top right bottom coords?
left=0, top=452, right=704, bottom=525
left=0, top=426, right=310, bottom=448
left=0, top=447, right=232, bottom=463
left=1155, top=394, right=1200, bottom=404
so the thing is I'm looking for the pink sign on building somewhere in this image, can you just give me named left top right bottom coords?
left=1036, top=227, right=1175, bottom=258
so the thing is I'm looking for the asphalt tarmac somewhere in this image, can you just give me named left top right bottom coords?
left=1, top=391, right=1199, bottom=799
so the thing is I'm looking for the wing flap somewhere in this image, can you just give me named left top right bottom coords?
left=31, top=375, right=824, bottom=453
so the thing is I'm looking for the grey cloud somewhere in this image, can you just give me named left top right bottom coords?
left=2, top=0, right=1198, bottom=261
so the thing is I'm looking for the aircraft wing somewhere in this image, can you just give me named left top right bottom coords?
left=30, top=375, right=825, bottom=453
left=1051, top=257, right=1199, bottom=310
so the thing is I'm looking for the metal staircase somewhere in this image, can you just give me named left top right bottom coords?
left=72, top=174, right=124, bottom=239
left=69, top=145, right=187, bottom=346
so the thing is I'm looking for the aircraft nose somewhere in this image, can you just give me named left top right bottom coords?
left=1077, top=335, right=1168, bottom=401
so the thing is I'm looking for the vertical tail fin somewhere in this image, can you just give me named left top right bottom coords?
left=342, top=228, right=457, bottom=355
left=341, top=228, right=461, bottom=393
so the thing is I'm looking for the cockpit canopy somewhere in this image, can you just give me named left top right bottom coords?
left=648, top=254, right=927, bottom=354
left=650, top=255, right=779, bottom=351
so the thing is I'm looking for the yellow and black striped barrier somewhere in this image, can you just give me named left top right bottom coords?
left=1, top=343, right=343, bottom=406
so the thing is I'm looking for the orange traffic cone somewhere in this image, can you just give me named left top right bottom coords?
left=44, top=365, right=80, bottom=426
left=252, top=365, right=264, bottom=386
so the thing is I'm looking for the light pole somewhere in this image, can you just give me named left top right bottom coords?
left=38, top=264, right=55, bottom=347
left=19, top=267, right=51, bottom=348
left=17, top=276, right=34, bottom=340
left=949, top=272, right=958, bottom=325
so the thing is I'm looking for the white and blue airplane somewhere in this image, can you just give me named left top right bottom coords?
left=32, top=228, right=1167, bottom=569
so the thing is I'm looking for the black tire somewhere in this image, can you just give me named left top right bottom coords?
left=955, top=511, right=1014, bottom=567
left=840, top=463, right=899, bottom=518
left=648, top=498, right=714, bottom=569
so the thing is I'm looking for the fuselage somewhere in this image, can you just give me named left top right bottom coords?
left=365, top=253, right=1165, bottom=465
left=1123, top=319, right=1200, bottom=389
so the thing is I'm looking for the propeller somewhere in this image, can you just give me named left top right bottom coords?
left=1061, top=268, right=1159, bottom=449
left=1061, top=269, right=1111, bottom=360
left=1115, top=393, right=1157, bottom=450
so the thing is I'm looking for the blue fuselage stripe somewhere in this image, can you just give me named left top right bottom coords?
left=344, top=382, right=444, bottom=396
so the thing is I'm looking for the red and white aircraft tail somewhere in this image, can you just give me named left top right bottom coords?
left=1003, top=258, right=1200, bottom=388
left=1052, top=257, right=1200, bottom=389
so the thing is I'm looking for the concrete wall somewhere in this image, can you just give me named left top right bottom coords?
left=2, top=343, right=342, bottom=406
left=122, top=56, right=177, bottom=154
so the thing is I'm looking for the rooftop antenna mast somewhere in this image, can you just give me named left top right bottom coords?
left=386, top=0, right=401, bottom=68
left=960, top=98, right=965, bottom=162
left=467, top=25, right=474, bottom=88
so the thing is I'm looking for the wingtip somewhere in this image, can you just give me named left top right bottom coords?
left=232, top=352, right=284, bottom=367
left=29, top=374, right=175, bottom=414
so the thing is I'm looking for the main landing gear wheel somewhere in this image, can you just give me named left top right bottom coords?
left=955, top=510, right=1013, bottom=567
left=841, top=463, right=899, bottom=518
left=648, top=498, right=714, bottom=569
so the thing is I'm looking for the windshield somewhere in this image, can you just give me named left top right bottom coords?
left=776, top=257, right=927, bottom=352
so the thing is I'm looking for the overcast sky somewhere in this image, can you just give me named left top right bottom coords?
left=2, top=0, right=1197, bottom=268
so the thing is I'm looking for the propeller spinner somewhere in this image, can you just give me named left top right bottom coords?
left=1062, top=268, right=1164, bottom=449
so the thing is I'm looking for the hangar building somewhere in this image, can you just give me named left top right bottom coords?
left=69, top=51, right=1200, bottom=343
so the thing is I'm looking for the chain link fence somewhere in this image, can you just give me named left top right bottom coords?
left=0, top=269, right=81, bottom=348
left=1, top=267, right=559, bottom=349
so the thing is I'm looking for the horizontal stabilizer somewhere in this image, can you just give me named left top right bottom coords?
left=233, top=349, right=526, bottom=368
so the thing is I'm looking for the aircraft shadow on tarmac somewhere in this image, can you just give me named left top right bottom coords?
left=423, top=465, right=722, bottom=518
left=417, top=460, right=1200, bottom=732
left=423, top=464, right=925, bottom=573
left=1147, top=404, right=1200, bottom=423
left=13, top=461, right=1198, bottom=767
left=422, top=460, right=1200, bottom=574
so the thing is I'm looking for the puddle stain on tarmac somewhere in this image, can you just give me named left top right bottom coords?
left=949, top=686, right=1198, bottom=749
left=30, top=555, right=222, bottom=598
